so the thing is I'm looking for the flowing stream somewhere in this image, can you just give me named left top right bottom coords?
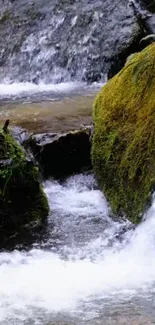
left=1, top=0, right=155, bottom=323
left=1, top=173, right=155, bottom=324
left=0, top=81, right=100, bottom=133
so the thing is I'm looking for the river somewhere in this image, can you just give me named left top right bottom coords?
left=0, top=0, right=155, bottom=322
left=0, top=82, right=101, bottom=132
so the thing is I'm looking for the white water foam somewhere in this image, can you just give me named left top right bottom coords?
left=0, top=82, right=81, bottom=96
left=0, top=174, right=155, bottom=323
left=45, top=174, right=109, bottom=219
left=0, top=81, right=102, bottom=99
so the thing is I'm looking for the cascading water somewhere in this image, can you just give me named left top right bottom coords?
left=0, top=0, right=144, bottom=86
left=0, top=174, right=155, bottom=325
left=0, top=0, right=154, bottom=103
left=1, top=1, right=155, bottom=324
left=0, top=0, right=154, bottom=101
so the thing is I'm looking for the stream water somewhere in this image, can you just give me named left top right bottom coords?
left=1, top=0, right=155, bottom=323
left=0, top=173, right=155, bottom=325
left=0, top=82, right=101, bottom=132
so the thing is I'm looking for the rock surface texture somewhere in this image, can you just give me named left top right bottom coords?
left=139, top=0, right=155, bottom=13
left=0, top=128, right=49, bottom=245
left=0, top=0, right=148, bottom=83
left=92, top=43, right=155, bottom=223
left=24, top=127, right=92, bottom=178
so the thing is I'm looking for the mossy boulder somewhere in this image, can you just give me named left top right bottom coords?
left=92, top=43, right=155, bottom=223
left=0, top=128, right=49, bottom=244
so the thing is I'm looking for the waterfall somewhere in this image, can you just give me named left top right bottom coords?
left=0, top=0, right=144, bottom=85
left=0, top=174, right=155, bottom=324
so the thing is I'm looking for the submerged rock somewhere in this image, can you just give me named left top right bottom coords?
left=0, top=127, right=49, bottom=245
left=24, top=126, right=92, bottom=178
left=92, top=43, right=155, bottom=223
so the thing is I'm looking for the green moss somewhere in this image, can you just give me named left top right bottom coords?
left=0, top=128, right=49, bottom=233
left=0, top=10, right=11, bottom=23
left=92, top=43, right=155, bottom=223
left=0, top=129, right=25, bottom=193
left=0, top=130, right=25, bottom=159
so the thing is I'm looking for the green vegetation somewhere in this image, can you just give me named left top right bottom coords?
left=0, top=128, right=49, bottom=232
left=92, top=43, right=155, bottom=223
left=0, top=10, right=11, bottom=24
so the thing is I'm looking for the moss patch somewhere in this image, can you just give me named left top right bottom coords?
left=0, top=128, right=49, bottom=237
left=92, top=43, right=155, bottom=223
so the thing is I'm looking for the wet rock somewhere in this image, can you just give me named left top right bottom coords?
left=10, top=126, right=30, bottom=145
left=139, top=34, right=155, bottom=50
left=138, top=0, right=155, bottom=13
left=0, top=0, right=147, bottom=83
left=129, top=0, right=155, bottom=34
left=0, top=127, right=49, bottom=247
left=24, top=126, right=92, bottom=178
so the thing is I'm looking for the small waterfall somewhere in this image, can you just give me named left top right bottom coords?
left=0, top=174, right=155, bottom=324
left=0, top=0, right=143, bottom=84
left=1, top=1, right=155, bottom=324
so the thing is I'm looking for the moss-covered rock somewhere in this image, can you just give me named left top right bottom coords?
left=92, top=43, right=155, bottom=223
left=0, top=128, right=49, bottom=243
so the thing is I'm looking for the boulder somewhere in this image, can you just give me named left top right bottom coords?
left=0, top=0, right=145, bottom=83
left=129, top=0, right=155, bottom=37
left=0, top=127, right=49, bottom=246
left=92, top=43, right=155, bottom=223
left=24, top=126, right=92, bottom=178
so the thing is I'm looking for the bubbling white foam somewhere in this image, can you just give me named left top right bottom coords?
left=0, top=82, right=80, bottom=96
left=0, top=174, right=155, bottom=323
left=0, top=81, right=102, bottom=99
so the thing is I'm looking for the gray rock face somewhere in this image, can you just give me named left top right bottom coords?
left=129, top=0, right=155, bottom=35
left=0, top=0, right=145, bottom=83
left=138, top=0, right=155, bottom=13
